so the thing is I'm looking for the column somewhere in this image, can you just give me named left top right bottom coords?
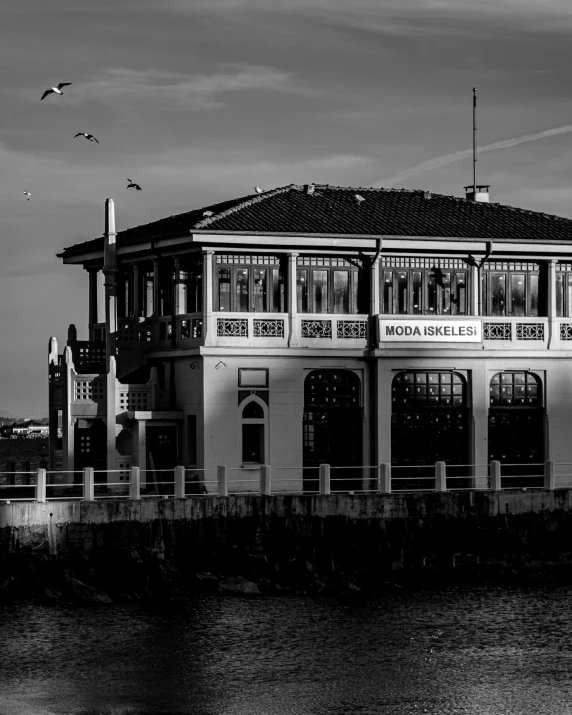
left=153, top=258, right=161, bottom=317
left=62, top=346, right=74, bottom=477
left=547, top=259, right=557, bottom=349
left=174, top=257, right=186, bottom=316
left=88, top=268, right=98, bottom=334
left=287, top=252, right=299, bottom=347
left=203, top=251, right=215, bottom=346
left=103, top=199, right=117, bottom=364
left=132, top=263, right=141, bottom=318
left=106, top=355, right=117, bottom=473
left=470, top=264, right=479, bottom=316
left=369, top=256, right=380, bottom=347
left=133, top=419, right=148, bottom=485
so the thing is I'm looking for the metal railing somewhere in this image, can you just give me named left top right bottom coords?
left=0, top=460, right=564, bottom=503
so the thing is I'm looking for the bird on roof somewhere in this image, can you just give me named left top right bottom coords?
left=203, top=210, right=213, bottom=217
left=23, top=190, right=31, bottom=201
left=41, top=83, right=72, bottom=100
left=354, top=194, right=365, bottom=204
left=254, top=186, right=263, bottom=194
left=74, top=133, right=99, bottom=143
left=126, top=179, right=142, bottom=191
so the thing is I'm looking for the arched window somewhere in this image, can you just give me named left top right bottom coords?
left=241, top=398, right=266, bottom=464
left=489, top=372, right=542, bottom=407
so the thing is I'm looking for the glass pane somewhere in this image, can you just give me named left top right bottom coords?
left=236, top=268, right=250, bottom=312
left=529, top=274, right=539, bottom=317
left=297, top=270, right=308, bottom=313
left=271, top=268, right=285, bottom=313
left=427, top=273, right=437, bottom=314
left=556, top=274, right=564, bottom=317
left=382, top=271, right=393, bottom=314
left=510, top=273, right=525, bottom=316
left=243, top=401, right=264, bottom=418
left=333, top=271, right=349, bottom=314
left=567, top=275, right=572, bottom=318
left=312, top=270, right=328, bottom=313
left=491, top=274, right=506, bottom=316
left=441, top=272, right=451, bottom=314
left=397, top=272, right=408, bottom=314
left=352, top=272, right=359, bottom=314
left=455, top=272, right=467, bottom=315
left=253, top=268, right=267, bottom=312
left=145, top=274, right=154, bottom=317
left=242, top=424, right=264, bottom=463
left=412, top=272, right=422, bottom=314
left=218, top=268, right=230, bottom=311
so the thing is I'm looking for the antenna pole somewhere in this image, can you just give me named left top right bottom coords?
left=472, top=87, right=477, bottom=196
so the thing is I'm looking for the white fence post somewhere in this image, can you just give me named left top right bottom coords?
left=544, top=460, right=555, bottom=491
left=36, top=468, right=46, bottom=503
left=319, top=464, right=331, bottom=495
left=490, top=460, right=501, bottom=491
left=260, top=465, right=272, bottom=496
left=130, top=466, right=141, bottom=500
left=83, top=467, right=94, bottom=501
left=435, top=461, right=447, bottom=492
left=379, top=463, right=391, bottom=494
left=174, top=465, right=186, bottom=499
left=217, top=465, right=228, bottom=497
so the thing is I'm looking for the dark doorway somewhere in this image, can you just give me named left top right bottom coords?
left=74, top=419, right=107, bottom=475
left=488, top=372, right=544, bottom=488
left=303, top=370, right=362, bottom=492
left=146, top=425, right=178, bottom=495
left=391, top=371, right=470, bottom=490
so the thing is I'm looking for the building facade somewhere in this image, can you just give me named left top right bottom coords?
left=48, top=183, right=572, bottom=491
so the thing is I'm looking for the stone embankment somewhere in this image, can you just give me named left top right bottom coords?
left=2, top=491, right=572, bottom=604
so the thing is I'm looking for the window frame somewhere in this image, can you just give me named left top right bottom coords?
left=239, top=396, right=268, bottom=466
left=215, top=255, right=285, bottom=313
left=380, top=258, right=469, bottom=316
left=481, top=261, right=541, bottom=318
left=296, top=256, right=362, bottom=315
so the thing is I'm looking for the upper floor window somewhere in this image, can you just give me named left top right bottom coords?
left=481, top=261, right=540, bottom=317
left=216, top=254, right=284, bottom=313
left=296, top=256, right=363, bottom=315
left=381, top=257, right=468, bottom=316
left=556, top=263, right=572, bottom=318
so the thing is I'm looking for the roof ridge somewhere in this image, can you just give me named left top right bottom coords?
left=192, top=184, right=297, bottom=229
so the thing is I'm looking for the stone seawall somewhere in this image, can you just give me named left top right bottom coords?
left=2, top=490, right=572, bottom=603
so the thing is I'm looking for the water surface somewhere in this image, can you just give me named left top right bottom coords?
left=1, top=585, right=571, bottom=715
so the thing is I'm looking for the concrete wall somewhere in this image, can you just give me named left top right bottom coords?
left=3, top=491, right=572, bottom=576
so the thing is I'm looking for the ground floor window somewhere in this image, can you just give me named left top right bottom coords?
left=241, top=399, right=266, bottom=464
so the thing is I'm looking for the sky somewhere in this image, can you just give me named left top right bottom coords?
left=1, top=0, right=572, bottom=416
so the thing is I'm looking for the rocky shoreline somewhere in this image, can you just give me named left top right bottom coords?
left=2, top=543, right=572, bottom=606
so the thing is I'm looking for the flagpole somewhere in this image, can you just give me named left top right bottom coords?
left=473, top=87, right=477, bottom=196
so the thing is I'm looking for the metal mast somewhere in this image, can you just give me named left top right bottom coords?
left=472, top=87, right=477, bottom=196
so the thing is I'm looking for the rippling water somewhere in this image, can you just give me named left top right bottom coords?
left=1, top=585, right=571, bottom=715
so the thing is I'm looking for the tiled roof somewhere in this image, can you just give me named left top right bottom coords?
left=60, top=184, right=572, bottom=258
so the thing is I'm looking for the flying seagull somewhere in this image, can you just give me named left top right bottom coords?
left=254, top=186, right=263, bottom=194
left=126, top=179, right=142, bottom=191
left=354, top=194, right=365, bottom=205
left=41, top=83, right=72, bottom=100
left=23, top=190, right=31, bottom=201
left=74, top=133, right=99, bottom=143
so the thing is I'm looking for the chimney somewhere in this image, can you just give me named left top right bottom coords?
left=464, top=184, right=490, bottom=203
left=304, top=183, right=315, bottom=195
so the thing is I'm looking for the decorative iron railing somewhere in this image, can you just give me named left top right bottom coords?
left=337, top=320, right=367, bottom=339
left=301, top=320, right=332, bottom=338
left=253, top=319, right=285, bottom=338
left=217, top=319, right=248, bottom=337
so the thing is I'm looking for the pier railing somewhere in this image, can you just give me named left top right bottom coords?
left=0, top=460, right=568, bottom=503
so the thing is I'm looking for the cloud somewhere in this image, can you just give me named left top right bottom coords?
left=172, top=0, right=572, bottom=32
left=377, top=125, right=572, bottom=186
left=21, top=65, right=298, bottom=111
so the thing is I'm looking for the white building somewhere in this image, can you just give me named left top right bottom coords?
left=48, top=183, right=572, bottom=491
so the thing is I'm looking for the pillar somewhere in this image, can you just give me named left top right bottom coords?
left=369, top=255, right=380, bottom=346
left=153, top=258, right=161, bottom=317
left=132, top=263, right=141, bottom=318
left=88, top=268, right=99, bottom=334
left=547, top=259, right=557, bottom=349
left=203, top=251, right=215, bottom=346
left=105, top=356, right=117, bottom=473
left=287, top=252, right=299, bottom=347
left=471, top=264, right=480, bottom=316
left=133, top=419, right=147, bottom=475
left=103, top=198, right=117, bottom=364
left=62, top=346, right=75, bottom=477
